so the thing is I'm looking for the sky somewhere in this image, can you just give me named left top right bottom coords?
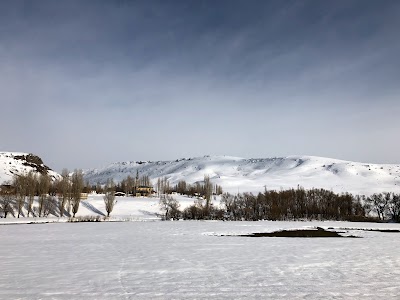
left=0, top=0, right=399, bottom=171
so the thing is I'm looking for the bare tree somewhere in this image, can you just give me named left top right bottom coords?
left=204, top=175, right=213, bottom=214
left=159, top=195, right=180, bottom=220
left=0, top=192, right=14, bottom=218
left=37, top=174, right=50, bottom=217
left=367, top=193, right=389, bottom=221
left=71, top=169, right=84, bottom=218
left=57, top=169, right=70, bottom=217
left=125, top=175, right=134, bottom=196
left=388, top=193, right=400, bottom=222
left=156, top=177, right=161, bottom=197
left=26, top=171, right=37, bottom=217
left=134, top=170, right=139, bottom=195
left=158, top=177, right=170, bottom=195
left=103, top=180, right=117, bottom=217
left=43, top=196, right=57, bottom=217
left=13, top=174, right=26, bottom=218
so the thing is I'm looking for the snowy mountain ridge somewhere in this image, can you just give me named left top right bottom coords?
left=2, top=152, right=399, bottom=196
left=0, top=152, right=59, bottom=184
left=84, top=155, right=400, bottom=196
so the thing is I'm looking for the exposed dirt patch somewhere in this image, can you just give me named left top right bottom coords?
left=13, top=153, right=52, bottom=175
left=223, top=227, right=359, bottom=238
left=331, top=227, right=400, bottom=233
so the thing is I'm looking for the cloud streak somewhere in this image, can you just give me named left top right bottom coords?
left=1, top=0, right=399, bottom=170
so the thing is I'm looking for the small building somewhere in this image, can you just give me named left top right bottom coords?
left=136, top=186, right=153, bottom=197
left=0, top=184, right=15, bottom=195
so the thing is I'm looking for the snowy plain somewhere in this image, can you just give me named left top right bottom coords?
left=1, top=220, right=400, bottom=299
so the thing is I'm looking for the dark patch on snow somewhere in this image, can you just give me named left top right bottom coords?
left=13, top=153, right=52, bottom=175
left=223, top=227, right=359, bottom=238
left=333, top=227, right=400, bottom=233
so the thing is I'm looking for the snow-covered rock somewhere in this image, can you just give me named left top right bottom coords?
left=0, top=152, right=59, bottom=183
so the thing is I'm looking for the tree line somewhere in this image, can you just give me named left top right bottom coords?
left=160, top=187, right=400, bottom=223
left=0, top=169, right=87, bottom=218
left=108, top=171, right=151, bottom=195
left=109, top=174, right=223, bottom=200
left=2, top=169, right=399, bottom=222
left=156, top=175, right=223, bottom=198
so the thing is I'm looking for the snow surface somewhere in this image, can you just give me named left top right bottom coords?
left=83, top=155, right=400, bottom=196
left=0, top=194, right=218, bottom=223
left=1, top=220, right=400, bottom=299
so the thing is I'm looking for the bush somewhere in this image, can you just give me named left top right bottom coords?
left=68, top=215, right=103, bottom=222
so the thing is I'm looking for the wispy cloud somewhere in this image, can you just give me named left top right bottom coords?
left=1, top=0, right=399, bottom=170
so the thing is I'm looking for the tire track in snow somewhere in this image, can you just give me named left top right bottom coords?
left=109, top=242, right=131, bottom=300
left=117, top=256, right=130, bottom=300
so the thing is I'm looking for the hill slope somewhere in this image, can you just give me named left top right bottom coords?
left=0, top=152, right=59, bottom=184
left=83, top=155, right=400, bottom=196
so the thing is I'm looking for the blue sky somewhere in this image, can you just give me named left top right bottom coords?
left=1, top=0, right=399, bottom=170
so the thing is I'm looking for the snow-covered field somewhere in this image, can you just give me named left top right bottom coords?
left=1, top=220, right=400, bottom=299
left=0, top=194, right=215, bottom=224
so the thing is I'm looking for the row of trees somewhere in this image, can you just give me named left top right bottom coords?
left=160, top=187, right=400, bottom=222
left=219, top=189, right=365, bottom=221
left=3, top=168, right=399, bottom=222
left=116, top=171, right=151, bottom=195
left=90, top=172, right=152, bottom=195
left=157, top=175, right=224, bottom=218
left=156, top=176, right=223, bottom=198
left=365, top=192, right=400, bottom=222
left=0, top=169, right=85, bottom=218
left=113, top=174, right=223, bottom=199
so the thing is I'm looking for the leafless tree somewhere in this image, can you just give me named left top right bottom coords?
left=388, top=193, right=400, bottom=222
left=156, top=178, right=161, bottom=197
left=203, top=175, right=213, bottom=214
left=140, top=175, right=151, bottom=187
left=134, top=170, right=139, bottom=195
left=37, top=174, right=50, bottom=217
left=0, top=193, right=14, bottom=218
left=43, top=196, right=57, bottom=217
left=125, top=175, right=134, bottom=196
left=57, top=169, right=70, bottom=217
left=13, top=174, right=26, bottom=218
left=71, top=169, right=84, bottom=218
left=26, top=171, right=37, bottom=217
left=158, top=177, right=170, bottom=195
left=367, top=193, right=389, bottom=220
left=159, top=195, right=180, bottom=220
left=95, top=182, right=103, bottom=194
left=103, top=180, right=116, bottom=217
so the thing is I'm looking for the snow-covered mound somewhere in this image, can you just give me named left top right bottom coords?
left=84, top=155, right=400, bottom=196
left=0, top=152, right=59, bottom=183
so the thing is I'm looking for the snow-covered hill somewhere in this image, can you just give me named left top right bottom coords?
left=0, top=152, right=59, bottom=184
left=84, top=155, right=400, bottom=196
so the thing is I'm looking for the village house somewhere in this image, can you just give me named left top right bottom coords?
left=135, top=186, right=154, bottom=197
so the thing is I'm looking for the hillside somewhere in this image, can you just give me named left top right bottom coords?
left=84, top=155, right=400, bottom=196
left=0, top=152, right=59, bottom=184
